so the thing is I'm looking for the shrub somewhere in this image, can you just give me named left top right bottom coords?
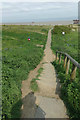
left=53, top=25, right=71, bottom=34
left=52, top=61, right=80, bottom=119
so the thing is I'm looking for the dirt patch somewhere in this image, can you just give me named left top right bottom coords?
left=21, top=29, right=68, bottom=118
left=21, top=59, right=44, bottom=117
left=36, top=44, right=44, bottom=48
left=5, top=36, right=18, bottom=40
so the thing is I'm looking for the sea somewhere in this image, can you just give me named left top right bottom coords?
left=1, top=21, right=73, bottom=26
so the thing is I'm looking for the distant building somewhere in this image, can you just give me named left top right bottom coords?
left=73, top=20, right=79, bottom=24
left=32, top=22, right=35, bottom=24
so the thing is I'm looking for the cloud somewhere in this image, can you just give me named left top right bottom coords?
left=2, top=2, right=78, bottom=23
left=1, top=0, right=79, bottom=2
left=2, top=2, right=78, bottom=13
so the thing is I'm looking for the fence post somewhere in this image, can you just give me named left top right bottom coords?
left=64, top=55, right=67, bottom=68
left=66, top=58, right=70, bottom=74
left=56, top=52, right=58, bottom=61
left=59, top=53, right=62, bottom=64
left=71, top=64, right=77, bottom=80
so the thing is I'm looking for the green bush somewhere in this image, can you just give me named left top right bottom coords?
left=51, top=25, right=78, bottom=61
left=53, top=25, right=71, bottom=34
left=52, top=61, right=80, bottom=119
left=51, top=25, right=79, bottom=119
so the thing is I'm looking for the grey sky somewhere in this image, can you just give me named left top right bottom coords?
left=2, top=2, right=78, bottom=23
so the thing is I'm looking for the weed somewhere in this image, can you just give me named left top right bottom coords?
left=51, top=25, right=80, bottom=119
left=2, top=25, right=48, bottom=118
left=30, top=67, right=43, bottom=92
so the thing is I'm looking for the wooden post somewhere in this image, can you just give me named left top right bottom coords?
left=59, top=54, right=62, bottom=64
left=56, top=52, right=58, bottom=61
left=64, top=55, right=67, bottom=68
left=71, top=64, right=77, bottom=80
left=66, top=58, right=70, bottom=74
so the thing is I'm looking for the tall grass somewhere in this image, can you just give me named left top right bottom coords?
left=51, top=25, right=78, bottom=61
left=51, top=25, right=80, bottom=119
left=2, top=25, right=49, bottom=118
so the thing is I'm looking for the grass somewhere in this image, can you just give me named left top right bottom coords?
left=52, top=60, right=80, bottom=119
left=30, top=78, right=39, bottom=92
left=30, top=67, right=43, bottom=92
left=51, top=25, right=78, bottom=61
left=51, top=25, right=80, bottom=119
left=37, top=67, right=43, bottom=78
left=2, top=25, right=50, bottom=118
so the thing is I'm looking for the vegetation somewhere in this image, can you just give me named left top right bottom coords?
left=51, top=25, right=80, bottom=119
left=2, top=25, right=50, bottom=118
left=30, top=67, right=43, bottom=92
left=52, top=61, right=80, bottom=119
left=51, top=25, right=78, bottom=61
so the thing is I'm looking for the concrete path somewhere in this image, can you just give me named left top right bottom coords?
left=35, top=96, right=67, bottom=118
left=34, top=30, right=68, bottom=118
left=35, top=30, right=59, bottom=98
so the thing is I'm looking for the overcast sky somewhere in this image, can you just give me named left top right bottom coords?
left=1, top=0, right=79, bottom=2
left=2, top=2, right=78, bottom=23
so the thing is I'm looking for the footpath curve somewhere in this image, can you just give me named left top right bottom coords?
left=21, top=30, right=68, bottom=118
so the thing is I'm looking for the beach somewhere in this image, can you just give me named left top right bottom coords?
left=2, top=21, right=73, bottom=25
